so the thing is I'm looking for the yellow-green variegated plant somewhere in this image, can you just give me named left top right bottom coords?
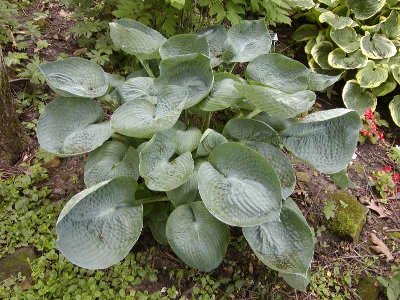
left=37, top=19, right=361, bottom=292
left=293, top=0, right=400, bottom=126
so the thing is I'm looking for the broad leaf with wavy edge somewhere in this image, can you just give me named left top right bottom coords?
left=389, top=96, right=400, bottom=126
left=356, top=62, right=389, bottom=88
left=311, top=41, right=334, bottom=70
left=110, top=77, right=156, bottom=104
left=328, top=49, right=368, bottom=69
left=84, top=141, right=139, bottom=187
left=281, top=109, right=361, bottom=174
left=198, top=142, right=282, bottom=227
left=166, top=201, right=230, bottom=271
left=360, top=32, right=396, bottom=60
left=345, top=0, right=386, bottom=20
left=343, top=80, right=377, bottom=115
left=173, top=121, right=202, bottom=154
left=196, top=129, right=228, bottom=157
left=159, top=34, right=210, bottom=59
left=197, top=25, right=227, bottom=67
left=39, top=57, right=108, bottom=98
left=319, top=11, right=355, bottom=29
left=381, top=11, right=400, bottom=40
left=330, top=27, right=360, bottom=53
left=223, top=19, right=272, bottom=63
left=37, top=97, right=111, bottom=157
left=56, top=177, right=142, bottom=269
left=307, top=72, right=342, bottom=92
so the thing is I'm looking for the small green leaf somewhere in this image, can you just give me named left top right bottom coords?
left=342, top=80, right=377, bottom=114
left=328, top=49, right=368, bottom=69
left=323, top=201, right=336, bottom=220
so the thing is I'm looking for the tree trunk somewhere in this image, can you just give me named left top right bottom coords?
left=0, top=46, right=26, bottom=165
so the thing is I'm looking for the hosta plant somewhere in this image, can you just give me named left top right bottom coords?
left=37, top=18, right=361, bottom=291
left=293, top=0, right=400, bottom=125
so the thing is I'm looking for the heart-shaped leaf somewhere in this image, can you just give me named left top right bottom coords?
left=360, top=32, right=396, bottom=60
left=197, top=25, right=228, bottom=67
left=381, top=11, right=400, bottom=40
left=356, top=62, right=389, bottom=88
left=345, top=0, right=386, bottom=20
left=319, top=11, right=355, bottom=29
left=196, top=129, right=228, bottom=157
left=311, top=41, right=335, bottom=70
left=343, top=80, right=377, bottom=114
left=159, top=34, right=210, bottom=59
left=330, top=27, right=360, bottom=53
left=328, top=49, right=368, bottom=69
left=110, top=77, right=156, bottom=104
left=389, top=95, right=400, bottom=126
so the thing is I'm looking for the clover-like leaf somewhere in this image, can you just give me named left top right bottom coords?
left=343, top=80, right=377, bottom=115
left=319, top=11, right=355, bottom=29
left=37, top=97, right=111, bottom=157
left=159, top=34, right=210, bottom=59
left=197, top=25, right=227, bottom=67
left=381, top=11, right=400, bottom=40
left=281, top=109, right=361, bottom=174
left=246, top=53, right=310, bottom=93
left=84, top=141, right=139, bottom=188
left=196, top=129, right=228, bottom=157
left=360, top=32, right=396, bottom=60
left=198, top=142, right=282, bottom=227
left=223, top=19, right=272, bottom=63
left=56, top=177, right=142, bottom=269
left=389, top=96, right=400, bottom=127
left=110, top=77, right=156, bottom=104
left=345, top=0, right=386, bottom=20
left=166, top=201, right=230, bottom=271
left=292, top=24, right=319, bottom=42
left=307, top=72, right=342, bottom=92
left=311, top=41, right=335, bottom=70
left=39, top=58, right=108, bottom=98
left=356, top=62, right=389, bottom=88
left=330, top=27, right=360, bottom=53
left=156, top=53, right=213, bottom=108
left=328, top=49, right=368, bottom=69
left=243, top=198, right=313, bottom=276
left=109, top=19, right=166, bottom=60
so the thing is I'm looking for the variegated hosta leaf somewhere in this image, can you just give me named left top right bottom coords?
left=342, top=80, right=377, bottom=115
left=372, top=75, right=397, bottom=96
left=198, top=73, right=245, bottom=111
left=360, top=32, right=397, bottom=60
left=281, top=109, right=361, bottom=174
left=246, top=53, right=310, bottom=93
left=56, top=177, right=142, bottom=269
left=318, top=0, right=340, bottom=7
left=174, top=121, right=202, bottom=154
left=198, top=142, right=282, bottom=227
left=319, top=11, right=355, bottom=29
left=243, top=198, right=313, bottom=276
left=311, top=41, right=334, bottom=70
left=159, top=34, right=210, bottom=60
left=39, top=58, right=108, bottom=98
left=223, top=118, right=280, bottom=146
left=392, top=65, right=400, bottom=84
left=236, top=85, right=316, bottom=119
left=196, top=129, right=228, bottom=157
left=197, top=25, right=227, bottom=67
left=330, top=27, right=360, bottom=53
left=328, top=49, right=368, bottom=69
left=292, top=24, right=319, bottom=42
left=345, top=0, right=386, bottom=20
left=139, top=127, right=194, bottom=191
left=156, top=53, right=213, bottom=108
left=109, top=19, right=166, bottom=60
left=305, top=38, right=317, bottom=55
left=110, top=77, right=156, bottom=104
left=307, top=72, right=342, bottom=92
left=84, top=141, right=139, bottom=188
left=223, top=19, right=272, bottom=63
left=381, top=11, right=400, bottom=40
left=147, top=202, right=170, bottom=245
left=389, top=96, right=400, bottom=126
left=166, top=201, right=230, bottom=271
left=356, top=62, right=389, bottom=88
left=281, top=268, right=311, bottom=291
left=37, top=97, right=111, bottom=157
left=286, top=0, right=315, bottom=9
left=245, top=142, right=296, bottom=199
left=111, top=85, right=186, bottom=138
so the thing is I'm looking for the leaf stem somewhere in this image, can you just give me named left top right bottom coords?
left=135, top=196, right=169, bottom=205
left=229, top=63, right=237, bottom=74
left=140, top=59, right=155, bottom=78
left=246, top=109, right=262, bottom=119
left=202, top=112, right=213, bottom=131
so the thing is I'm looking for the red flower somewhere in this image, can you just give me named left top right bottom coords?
left=384, top=165, right=393, bottom=173
left=393, top=173, right=399, bottom=183
left=364, top=108, right=375, bottom=120
left=377, top=131, right=384, bottom=141
left=361, top=129, right=369, bottom=136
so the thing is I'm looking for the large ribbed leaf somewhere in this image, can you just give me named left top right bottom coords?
left=223, top=20, right=272, bottom=63
left=236, top=85, right=315, bottom=119
left=166, top=202, right=230, bottom=271
left=311, top=41, right=334, bottom=70
left=156, top=53, right=213, bottom=108
left=243, top=198, right=313, bottom=276
left=111, top=85, right=187, bottom=138
left=389, top=96, right=400, bottom=126
left=39, top=58, right=108, bottom=98
left=110, top=77, right=156, bottom=104
left=292, top=24, right=319, bottom=42
left=196, top=129, right=228, bottom=157
left=281, top=268, right=311, bottom=291
left=198, top=73, right=245, bottom=111
left=328, top=49, right=368, bottom=69
left=198, top=143, right=282, bottom=227
left=342, top=80, right=377, bottom=114
left=345, top=0, right=386, bottom=20
left=281, top=109, right=361, bottom=174
left=307, top=72, right=342, bottom=92
left=330, top=27, right=360, bottom=53
left=37, top=97, right=111, bottom=157
left=84, top=141, right=139, bottom=187
left=381, top=11, right=400, bottom=40
left=356, top=62, right=389, bottom=88
left=174, top=121, right=202, bottom=154
left=139, top=127, right=194, bottom=191
left=319, top=11, right=355, bottom=29
left=255, top=112, right=294, bottom=132
left=109, top=19, right=166, bottom=60
left=246, top=54, right=310, bottom=93
left=56, top=177, right=142, bottom=269
left=360, top=33, right=396, bottom=60
left=159, top=34, right=209, bottom=59
left=197, top=25, right=227, bottom=67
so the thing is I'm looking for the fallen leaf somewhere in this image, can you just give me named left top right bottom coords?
left=369, top=233, right=394, bottom=263
left=59, top=9, right=73, bottom=19
left=360, top=196, right=391, bottom=218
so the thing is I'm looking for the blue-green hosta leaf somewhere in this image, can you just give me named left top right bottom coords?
left=166, top=201, right=230, bottom=271
left=196, top=129, right=228, bottom=157
left=319, top=11, right=356, bottom=29
left=255, top=112, right=294, bottom=132
left=280, top=268, right=311, bottom=291
left=307, top=72, right=342, bottom=91
left=198, top=142, right=282, bottom=227
left=328, top=49, right=368, bottom=69
left=84, top=141, right=139, bottom=188
left=246, top=54, right=310, bottom=93
left=197, top=25, right=227, bottom=67
left=139, top=127, right=194, bottom=191
left=381, top=11, right=400, bottom=40
left=342, top=80, right=377, bottom=115
left=156, top=53, right=213, bottom=108
left=311, top=41, right=335, bottom=70
left=109, top=19, right=166, bottom=60
left=223, top=19, right=272, bottom=63
left=281, top=109, right=361, bottom=174
left=105, top=73, right=125, bottom=88
left=243, top=198, right=313, bottom=276
left=223, top=118, right=280, bottom=146
left=110, top=77, right=156, bottom=104
left=245, top=142, right=295, bottom=199
left=147, top=202, right=170, bottom=245
left=345, top=0, right=386, bottom=20
left=236, top=85, right=315, bottom=119
left=39, top=58, right=108, bottom=98
left=111, top=85, right=187, bottom=138
left=174, top=121, right=202, bottom=154
left=360, top=33, right=397, bottom=60
left=198, top=73, right=245, bottom=111
left=330, top=27, right=360, bottom=53
left=389, top=96, right=400, bottom=126
left=159, top=34, right=210, bottom=59
left=37, top=97, right=111, bottom=157
left=56, top=177, right=142, bottom=269
left=292, top=24, right=319, bottom=42
left=372, top=75, right=397, bottom=96
left=356, top=62, right=389, bottom=88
